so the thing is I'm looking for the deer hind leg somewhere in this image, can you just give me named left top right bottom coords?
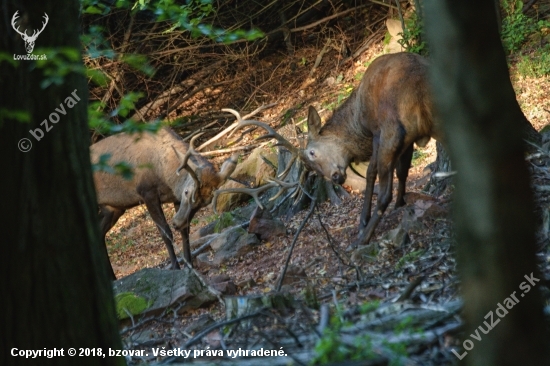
left=98, top=205, right=125, bottom=280
left=173, top=202, right=193, bottom=268
left=138, top=189, right=180, bottom=270
left=395, top=144, right=414, bottom=208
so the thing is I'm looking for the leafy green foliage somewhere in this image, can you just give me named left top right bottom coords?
left=501, top=0, right=535, bottom=52
left=517, top=46, right=550, bottom=77
left=396, top=249, right=424, bottom=269
left=93, top=153, right=135, bottom=180
left=398, top=12, right=427, bottom=55
left=500, top=0, right=550, bottom=54
left=411, top=148, right=427, bottom=167
left=0, top=109, right=30, bottom=126
left=214, top=212, right=235, bottom=233
left=34, top=48, right=84, bottom=88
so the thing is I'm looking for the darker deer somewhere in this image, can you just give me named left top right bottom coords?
left=91, top=127, right=237, bottom=279
left=304, top=52, right=442, bottom=248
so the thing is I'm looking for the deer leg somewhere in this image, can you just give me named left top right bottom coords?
left=352, top=130, right=401, bottom=248
left=359, top=136, right=380, bottom=227
left=173, top=202, right=193, bottom=268
left=139, top=190, right=180, bottom=270
left=395, top=144, right=413, bottom=209
left=98, top=205, right=125, bottom=280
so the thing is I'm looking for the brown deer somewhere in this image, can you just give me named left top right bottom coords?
left=91, top=127, right=237, bottom=279
left=303, top=52, right=442, bottom=248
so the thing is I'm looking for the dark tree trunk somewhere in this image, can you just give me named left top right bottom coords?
left=424, top=1, right=549, bottom=365
left=0, top=2, right=123, bottom=366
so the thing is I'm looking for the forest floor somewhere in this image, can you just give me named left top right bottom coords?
left=104, top=21, right=550, bottom=365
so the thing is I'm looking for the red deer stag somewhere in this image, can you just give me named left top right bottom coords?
left=91, top=127, right=237, bottom=279
left=303, top=52, right=442, bottom=248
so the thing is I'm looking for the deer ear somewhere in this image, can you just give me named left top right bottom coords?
left=307, top=106, right=322, bottom=138
left=218, top=153, right=238, bottom=182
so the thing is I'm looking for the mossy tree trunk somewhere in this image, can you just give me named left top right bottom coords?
left=424, top=1, right=548, bottom=365
left=0, top=2, right=124, bottom=365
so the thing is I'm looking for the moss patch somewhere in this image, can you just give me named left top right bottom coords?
left=115, top=292, right=151, bottom=319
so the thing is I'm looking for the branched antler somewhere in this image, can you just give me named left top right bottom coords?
left=222, top=108, right=300, bottom=157
left=213, top=177, right=299, bottom=213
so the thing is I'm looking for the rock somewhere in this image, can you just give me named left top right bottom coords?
left=384, top=19, right=405, bottom=54
left=277, top=265, right=306, bottom=286
left=380, top=226, right=410, bottom=248
left=184, top=314, right=214, bottom=336
left=350, top=243, right=380, bottom=265
left=236, top=277, right=256, bottom=290
left=248, top=206, right=287, bottom=241
left=209, top=226, right=248, bottom=251
left=210, top=280, right=237, bottom=295
left=195, top=226, right=261, bottom=267
left=344, top=163, right=368, bottom=192
left=401, top=206, right=427, bottom=233
left=112, top=268, right=216, bottom=320
left=211, top=228, right=260, bottom=266
left=190, top=204, right=256, bottom=242
left=195, top=253, right=211, bottom=268
left=215, top=147, right=278, bottom=212
left=209, top=275, right=237, bottom=295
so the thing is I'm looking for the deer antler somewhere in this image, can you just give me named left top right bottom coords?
left=222, top=108, right=300, bottom=157
left=212, top=178, right=299, bottom=213
left=210, top=108, right=306, bottom=213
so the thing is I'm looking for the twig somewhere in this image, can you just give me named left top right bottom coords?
left=316, top=212, right=364, bottom=281
left=396, top=275, right=425, bottom=302
left=276, top=188, right=317, bottom=291
left=309, top=38, right=332, bottom=77
left=523, top=0, right=538, bottom=13
left=183, top=309, right=266, bottom=348
left=290, top=4, right=369, bottom=33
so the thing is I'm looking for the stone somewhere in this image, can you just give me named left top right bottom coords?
left=112, top=268, right=216, bottom=320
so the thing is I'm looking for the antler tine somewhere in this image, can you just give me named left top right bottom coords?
left=235, top=119, right=300, bottom=157
left=221, top=108, right=243, bottom=122
left=212, top=183, right=277, bottom=213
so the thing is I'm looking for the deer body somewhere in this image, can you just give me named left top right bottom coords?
left=305, top=52, right=441, bottom=247
left=91, top=127, right=236, bottom=279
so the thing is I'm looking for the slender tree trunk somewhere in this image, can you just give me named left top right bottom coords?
left=424, top=1, right=548, bottom=365
left=0, top=2, right=123, bottom=365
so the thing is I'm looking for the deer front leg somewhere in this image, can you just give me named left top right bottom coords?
left=98, top=205, right=125, bottom=280
left=139, top=188, right=180, bottom=270
left=351, top=131, right=399, bottom=248
left=173, top=202, right=193, bottom=268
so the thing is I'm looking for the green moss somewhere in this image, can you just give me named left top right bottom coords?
left=114, top=292, right=151, bottom=319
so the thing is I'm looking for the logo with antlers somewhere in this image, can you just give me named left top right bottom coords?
left=11, top=11, right=49, bottom=54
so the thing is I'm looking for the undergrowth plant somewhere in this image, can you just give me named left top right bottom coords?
left=398, top=11, right=427, bottom=55
left=501, top=0, right=550, bottom=54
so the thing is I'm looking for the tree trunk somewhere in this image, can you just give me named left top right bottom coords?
left=0, top=2, right=123, bottom=366
left=424, top=1, right=549, bottom=365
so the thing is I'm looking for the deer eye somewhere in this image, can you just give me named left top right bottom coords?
left=309, top=150, right=315, bottom=157
left=184, top=189, right=189, bottom=195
